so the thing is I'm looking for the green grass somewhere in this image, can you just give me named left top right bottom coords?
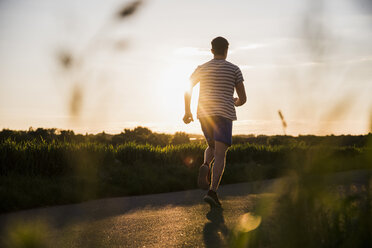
left=0, top=138, right=371, bottom=213
left=228, top=138, right=372, bottom=248
left=1, top=136, right=372, bottom=247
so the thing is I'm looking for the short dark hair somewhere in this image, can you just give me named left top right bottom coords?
left=211, top=36, right=229, bottom=55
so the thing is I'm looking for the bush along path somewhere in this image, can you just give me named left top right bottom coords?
left=1, top=138, right=371, bottom=212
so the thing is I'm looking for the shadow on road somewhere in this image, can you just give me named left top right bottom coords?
left=203, top=207, right=229, bottom=248
left=0, top=179, right=277, bottom=241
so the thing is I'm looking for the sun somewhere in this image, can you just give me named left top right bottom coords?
left=156, top=60, right=200, bottom=120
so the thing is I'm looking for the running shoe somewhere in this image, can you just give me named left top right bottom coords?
left=203, top=190, right=222, bottom=208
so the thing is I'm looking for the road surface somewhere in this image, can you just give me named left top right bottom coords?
left=1, top=170, right=369, bottom=248
left=0, top=179, right=278, bottom=248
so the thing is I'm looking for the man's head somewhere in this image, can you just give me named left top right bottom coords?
left=211, top=36, right=229, bottom=58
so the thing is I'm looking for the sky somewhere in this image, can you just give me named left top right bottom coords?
left=0, top=0, right=371, bottom=135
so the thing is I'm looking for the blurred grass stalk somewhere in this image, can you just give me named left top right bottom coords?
left=1, top=1, right=145, bottom=247
left=230, top=0, right=372, bottom=246
left=57, top=0, right=143, bottom=121
left=3, top=219, right=52, bottom=248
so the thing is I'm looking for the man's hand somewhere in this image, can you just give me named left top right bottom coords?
left=234, top=97, right=239, bottom=106
left=183, top=112, right=194, bottom=124
left=234, top=97, right=244, bottom=107
left=234, top=82, right=246, bottom=107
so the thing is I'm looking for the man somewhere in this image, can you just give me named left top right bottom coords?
left=183, top=36, right=246, bottom=208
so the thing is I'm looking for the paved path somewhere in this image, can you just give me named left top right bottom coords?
left=1, top=170, right=369, bottom=247
left=0, top=180, right=278, bottom=248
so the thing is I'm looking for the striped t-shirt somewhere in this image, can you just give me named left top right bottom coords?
left=190, top=59, right=244, bottom=121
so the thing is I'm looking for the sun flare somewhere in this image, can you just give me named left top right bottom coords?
left=157, top=60, right=200, bottom=121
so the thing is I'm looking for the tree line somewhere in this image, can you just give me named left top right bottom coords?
left=0, top=127, right=370, bottom=147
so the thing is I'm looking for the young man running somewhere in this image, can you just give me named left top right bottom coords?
left=183, top=36, right=246, bottom=208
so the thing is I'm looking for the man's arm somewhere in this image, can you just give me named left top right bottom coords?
left=183, top=66, right=200, bottom=124
left=234, top=81, right=246, bottom=107
left=183, top=89, right=193, bottom=124
left=183, top=80, right=197, bottom=124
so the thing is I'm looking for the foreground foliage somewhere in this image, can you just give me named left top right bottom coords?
left=0, top=130, right=371, bottom=247
left=1, top=134, right=371, bottom=213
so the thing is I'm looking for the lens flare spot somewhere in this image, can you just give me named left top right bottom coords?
left=236, top=213, right=262, bottom=233
left=183, top=156, right=194, bottom=166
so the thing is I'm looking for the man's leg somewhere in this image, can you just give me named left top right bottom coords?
left=204, top=146, right=214, bottom=166
left=210, top=141, right=228, bottom=192
left=199, top=145, right=215, bottom=190
left=204, top=145, right=214, bottom=184
left=204, top=117, right=231, bottom=207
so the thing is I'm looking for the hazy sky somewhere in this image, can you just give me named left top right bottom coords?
left=0, top=0, right=371, bottom=135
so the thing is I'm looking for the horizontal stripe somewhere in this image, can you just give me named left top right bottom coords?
left=198, top=104, right=235, bottom=113
left=202, top=73, right=236, bottom=78
left=202, top=67, right=237, bottom=74
left=199, top=97, right=234, bottom=104
left=198, top=111, right=236, bottom=121
left=201, top=89, right=235, bottom=94
left=199, top=105, right=235, bottom=113
left=200, top=85, right=236, bottom=91
left=199, top=103, right=234, bottom=110
left=192, top=59, right=244, bottom=121
left=201, top=82, right=235, bottom=88
left=201, top=77, right=236, bottom=83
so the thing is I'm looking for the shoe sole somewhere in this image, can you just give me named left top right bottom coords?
left=203, top=195, right=222, bottom=208
left=198, top=165, right=209, bottom=190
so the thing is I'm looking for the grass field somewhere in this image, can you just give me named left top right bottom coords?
left=1, top=131, right=371, bottom=213
left=1, top=130, right=372, bottom=247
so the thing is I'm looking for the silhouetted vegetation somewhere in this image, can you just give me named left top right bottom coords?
left=0, top=127, right=178, bottom=146
left=232, top=134, right=371, bottom=147
left=0, top=127, right=371, bottom=213
left=1, top=127, right=370, bottom=147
